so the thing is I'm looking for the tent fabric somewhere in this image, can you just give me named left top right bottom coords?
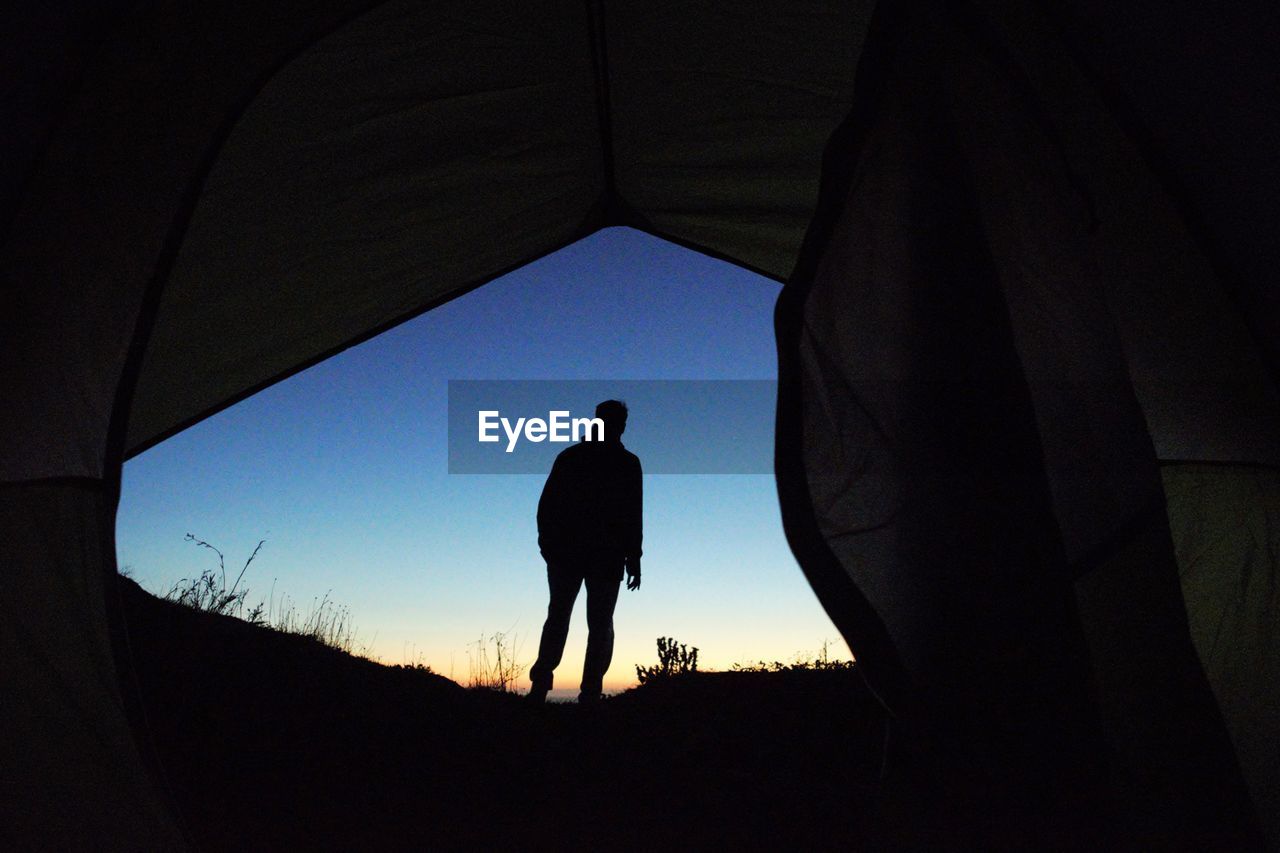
left=0, top=481, right=184, bottom=848
left=123, top=0, right=868, bottom=456
left=2, top=0, right=409, bottom=482
left=2, top=0, right=1278, bottom=847
left=124, top=0, right=609, bottom=454
left=986, top=5, right=1280, bottom=470
left=112, top=0, right=1278, bottom=472
left=1163, top=463, right=1280, bottom=848
left=1046, top=0, right=1280, bottom=386
left=603, top=1, right=865, bottom=277
left=776, top=0, right=1268, bottom=844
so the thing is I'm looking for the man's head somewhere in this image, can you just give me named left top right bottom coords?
left=595, top=399, right=628, bottom=442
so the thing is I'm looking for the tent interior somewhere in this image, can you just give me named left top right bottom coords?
left=3, top=0, right=1277, bottom=848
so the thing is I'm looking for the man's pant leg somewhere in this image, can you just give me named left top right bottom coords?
left=529, top=563, right=583, bottom=692
left=579, top=568, right=622, bottom=699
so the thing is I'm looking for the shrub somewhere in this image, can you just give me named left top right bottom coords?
left=635, top=636, right=699, bottom=685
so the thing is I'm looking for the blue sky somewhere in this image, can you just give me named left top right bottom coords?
left=116, top=227, right=851, bottom=694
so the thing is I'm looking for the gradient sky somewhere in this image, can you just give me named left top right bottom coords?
left=116, top=227, right=851, bottom=695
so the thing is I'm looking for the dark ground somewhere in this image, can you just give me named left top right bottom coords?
left=116, top=576, right=888, bottom=851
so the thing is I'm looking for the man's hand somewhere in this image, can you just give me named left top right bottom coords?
left=625, top=556, right=641, bottom=591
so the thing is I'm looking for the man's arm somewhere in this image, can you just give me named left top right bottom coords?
left=625, top=455, right=642, bottom=590
left=536, top=455, right=566, bottom=561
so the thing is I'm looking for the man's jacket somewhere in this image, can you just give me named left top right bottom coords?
left=537, top=439, right=642, bottom=566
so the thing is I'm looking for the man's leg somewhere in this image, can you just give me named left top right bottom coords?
left=579, top=569, right=622, bottom=702
left=528, top=563, right=582, bottom=701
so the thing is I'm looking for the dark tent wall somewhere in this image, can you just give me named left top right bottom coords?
left=2, top=0, right=1278, bottom=848
left=1049, top=0, right=1280, bottom=385
left=776, top=0, right=1278, bottom=845
left=1165, top=464, right=1280, bottom=848
left=3, top=2, right=439, bottom=845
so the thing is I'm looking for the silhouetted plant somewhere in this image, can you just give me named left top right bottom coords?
left=730, top=639, right=855, bottom=673
left=466, top=630, right=525, bottom=692
left=162, top=533, right=371, bottom=655
left=635, top=636, right=699, bottom=685
left=397, top=644, right=435, bottom=674
left=394, top=662, right=436, bottom=674
left=272, top=590, right=368, bottom=655
left=165, top=534, right=266, bottom=622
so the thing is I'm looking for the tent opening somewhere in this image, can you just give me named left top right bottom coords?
left=116, top=227, right=854, bottom=698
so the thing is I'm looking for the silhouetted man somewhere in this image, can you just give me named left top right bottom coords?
left=528, top=400, right=642, bottom=704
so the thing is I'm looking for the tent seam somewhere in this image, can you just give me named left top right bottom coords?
left=585, top=0, right=617, bottom=208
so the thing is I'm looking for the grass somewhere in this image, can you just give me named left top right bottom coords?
left=465, top=630, right=525, bottom=692
left=160, top=533, right=372, bottom=656
left=159, top=535, right=852, bottom=692
left=163, top=534, right=266, bottom=622
left=158, top=535, right=528, bottom=688
left=730, top=638, right=856, bottom=673
left=634, top=636, right=854, bottom=687
left=270, top=590, right=371, bottom=656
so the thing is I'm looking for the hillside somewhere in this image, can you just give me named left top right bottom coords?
left=115, top=576, right=886, bottom=850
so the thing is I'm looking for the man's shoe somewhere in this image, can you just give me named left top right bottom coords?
left=527, top=684, right=549, bottom=704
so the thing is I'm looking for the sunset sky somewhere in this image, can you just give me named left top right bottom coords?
left=116, top=227, right=852, bottom=697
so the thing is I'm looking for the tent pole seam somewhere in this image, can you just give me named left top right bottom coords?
left=585, top=0, right=618, bottom=215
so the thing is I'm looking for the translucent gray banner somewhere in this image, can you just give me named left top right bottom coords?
left=447, top=380, right=775, bottom=474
